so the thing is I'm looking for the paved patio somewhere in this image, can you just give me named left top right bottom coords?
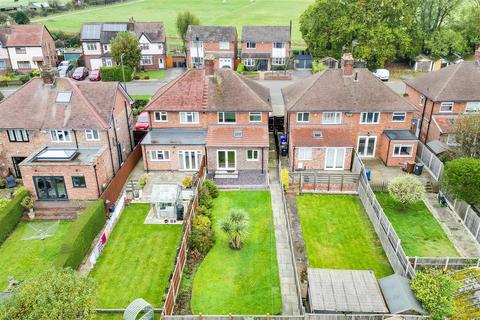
left=207, top=170, right=268, bottom=189
left=363, top=158, right=431, bottom=185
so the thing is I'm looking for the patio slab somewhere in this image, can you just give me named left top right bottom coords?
left=363, top=158, right=431, bottom=185
left=207, top=170, right=268, bottom=189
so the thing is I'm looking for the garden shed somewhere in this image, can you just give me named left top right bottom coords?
left=150, top=184, right=183, bottom=222
left=379, top=274, right=426, bottom=315
left=307, top=268, right=389, bottom=314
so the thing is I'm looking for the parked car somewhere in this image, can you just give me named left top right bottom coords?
left=89, top=69, right=101, bottom=81
left=373, top=69, right=389, bottom=81
left=134, top=112, right=150, bottom=131
left=72, top=67, right=89, bottom=81
left=57, top=60, right=74, bottom=77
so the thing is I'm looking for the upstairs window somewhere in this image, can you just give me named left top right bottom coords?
left=322, top=112, right=341, bottom=124
left=465, top=101, right=480, bottom=113
left=190, top=40, right=203, bottom=49
left=296, top=112, right=310, bottom=122
left=180, top=112, right=199, bottom=124
left=140, top=43, right=149, bottom=50
left=246, top=41, right=256, bottom=49
left=7, top=129, right=29, bottom=142
left=440, top=102, right=454, bottom=112
left=218, top=112, right=236, bottom=123
left=249, top=112, right=262, bottom=122
left=86, top=43, right=97, bottom=51
left=50, top=129, right=71, bottom=142
left=85, top=129, right=99, bottom=141
left=103, top=44, right=109, bottom=52
left=219, top=41, right=229, bottom=49
left=15, top=47, right=26, bottom=54
left=154, top=111, right=168, bottom=122
left=419, top=95, right=425, bottom=106
left=392, top=112, right=406, bottom=122
left=273, top=42, right=284, bottom=49
left=360, top=112, right=380, bottom=124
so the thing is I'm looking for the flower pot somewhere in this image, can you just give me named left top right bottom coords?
left=27, top=208, right=35, bottom=220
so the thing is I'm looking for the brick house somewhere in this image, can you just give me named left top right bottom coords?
left=0, top=24, right=57, bottom=73
left=141, top=63, right=271, bottom=183
left=0, top=72, right=134, bottom=201
left=240, top=26, right=291, bottom=71
left=80, top=19, right=166, bottom=70
left=185, top=25, right=237, bottom=69
left=282, top=53, right=418, bottom=171
left=403, top=49, right=480, bottom=152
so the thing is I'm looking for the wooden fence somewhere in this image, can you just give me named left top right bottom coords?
left=165, top=314, right=426, bottom=320
left=416, top=141, right=444, bottom=180
left=444, top=192, right=480, bottom=245
left=162, top=157, right=206, bottom=316
left=409, top=256, right=480, bottom=271
left=289, top=171, right=360, bottom=193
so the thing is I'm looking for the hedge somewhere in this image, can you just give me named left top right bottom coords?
left=55, top=200, right=106, bottom=270
left=0, top=187, right=28, bottom=246
left=99, top=66, right=133, bottom=82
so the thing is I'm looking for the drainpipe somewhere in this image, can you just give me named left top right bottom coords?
left=106, top=129, right=116, bottom=175
left=385, top=138, right=392, bottom=166
left=292, top=146, right=295, bottom=172
left=124, top=101, right=134, bottom=151
left=93, top=164, right=101, bottom=197
left=73, top=129, right=79, bottom=149
left=142, top=144, right=149, bottom=173
left=424, top=101, right=436, bottom=143
left=417, top=95, right=428, bottom=142
left=111, top=114, right=121, bottom=168
left=261, top=147, right=264, bottom=174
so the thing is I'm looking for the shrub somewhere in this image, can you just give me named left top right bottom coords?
left=196, top=205, right=212, bottom=220
left=55, top=200, right=106, bottom=269
left=388, top=175, right=425, bottom=208
left=0, top=178, right=5, bottom=188
left=0, top=187, right=28, bottom=245
left=198, top=186, right=213, bottom=209
left=411, top=268, right=459, bottom=320
left=442, top=158, right=480, bottom=205
left=189, top=215, right=214, bottom=255
left=21, top=196, right=35, bottom=210
left=0, top=90, right=4, bottom=102
left=133, top=75, right=140, bottom=80
left=132, top=98, right=149, bottom=111
left=312, top=60, right=327, bottom=74
left=236, top=63, right=245, bottom=73
left=99, top=66, right=133, bottom=82
left=281, top=168, right=289, bottom=190
left=132, top=108, right=139, bottom=116
left=30, top=70, right=41, bottom=77
left=182, top=176, right=193, bottom=188
left=220, top=208, right=249, bottom=250
left=202, top=179, right=219, bottom=198
left=19, top=74, right=31, bottom=83
left=138, top=174, right=148, bottom=189
left=143, top=75, right=149, bottom=80
left=0, top=198, right=10, bottom=210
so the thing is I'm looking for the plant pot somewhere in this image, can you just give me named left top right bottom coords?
left=27, top=208, right=35, bottom=220
left=138, top=189, right=143, bottom=199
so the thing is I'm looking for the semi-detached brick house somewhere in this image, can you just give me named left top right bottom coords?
left=0, top=73, right=134, bottom=201
left=282, top=53, right=418, bottom=171
left=403, top=48, right=480, bottom=154
left=241, top=26, right=291, bottom=71
left=186, top=25, right=237, bottom=69
left=141, top=64, right=271, bottom=183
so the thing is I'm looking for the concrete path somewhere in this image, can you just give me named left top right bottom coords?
left=424, top=193, right=480, bottom=257
left=269, top=167, right=302, bottom=315
left=127, top=68, right=185, bottom=96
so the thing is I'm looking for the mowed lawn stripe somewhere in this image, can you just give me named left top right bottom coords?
left=191, top=191, right=281, bottom=315
left=297, top=194, right=393, bottom=279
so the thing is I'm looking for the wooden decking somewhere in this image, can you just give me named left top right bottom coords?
left=25, top=200, right=94, bottom=221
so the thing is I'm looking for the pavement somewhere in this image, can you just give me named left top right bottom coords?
left=0, top=86, right=22, bottom=98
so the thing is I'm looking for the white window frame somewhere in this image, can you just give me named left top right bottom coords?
left=273, top=42, right=284, bottom=49
left=392, top=112, right=406, bottom=122
left=218, top=112, right=236, bottom=124
left=272, top=57, right=286, bottom=65
left=246, top=41, right=256, bottom=49
left=140, top=43, right=149, bottom=50
left=360, top=112, right=380, bottom=124
left=7, top=129, right=29, bottom=142
left=249, top=112, right=262, bottom=122
left=465, top=101, right=480, bottom=113
left=219, top=41, right=229, bottom=49
left=392, top=144, right=413, bottom=157
left=50, top=129, right=71, bottom=143
left=217, top=150, right=236, bottom=170
left=243, top=58, right=255, bottom=67
left=140, top=55, right=153, bottom=66
left=85, top=129, right=99, bottom=141
left=298, top=147, right=312, bottom=160
left=86, top=43, right=97, bottom=51
left=322, top=112, right=342, bottom=124
left=17, top=61, right=30, bottom=69
left=296, top=112, right=310, bottom=122
left=150, top=150, right=170, bottom=161
left=357, top=136, right=377, bottom=157
left=15, top=47, right=26, bottom=54
left=440, top=102, right=454, bottom=113
left=154, top=111, right=168, bottom=122
left=180, top=112, right=199, bottom=124
left=246, top=149, right=259, bottom=161
left=324, top=148, right=345, bottom=170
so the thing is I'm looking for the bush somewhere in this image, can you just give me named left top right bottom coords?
left=30, top=70, right=41, bottom=77
left=99, top=66, right=133, bottom=82
left=202, top=179, right=219, bottom=198
left=182, top=176, right=193, bottom=188
left=0, top=187, right=28, bottom=246
left=312, top=60, right=327, bottom=74
left=411, top=268, right=459, bottom=320
left=21, top=196, right=35, bottom=210
left=236, top=63, right=245, bottom=73
left=55, top=200, right=106, bottom=269
left=143, top=75, right=149, bottom=80
left=198, top=186, right=213, bottom=209
left=139, top=174, right=148, bottom=189
left=196, top=205, right=212, bottom=220
left=442, top=158, right=480, bottom=205
left=19, top=74, right=31, bottom=83
left=189, top=215, right=215, bottom=255
left=133, top=75, right=140, bottom=80
left=388, top=175, right=425, bottom=208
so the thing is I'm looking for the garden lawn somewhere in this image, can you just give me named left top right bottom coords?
left=131, top=94, right=152, bottom=100
left=297, top=194, right=393, bottom=279
left=136, top=70, right=167, bottom=80
left=0, top=221, right=73, bottom=290
left=375, top=192, right=458, bottom=257
left=90, top=203, right=182, bottom=308
left=191, top=191, right=281, bottom=315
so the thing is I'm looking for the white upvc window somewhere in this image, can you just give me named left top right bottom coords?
left=243, top=58, right=255, bottom=67
left=296, top=112, right=310, bottom=122
left=249, top=112, right=262, bottom=122
left=465, top=101, right=480, bottom=113
left=7, top=129, right=29, bottom=142
left=325, top=148, right=345, bottom=170
left=419, top=95, right=425, bottom=106
left=150, top=150, right=170, bottom=161
left=154, top=111, right=168, bottom=122
left=86, top=43, right=97, bottom=51
left=15, top=47, right=26, bottom=54
left=440, top=102, right=454, bottom=112
left=322, top=112, right=342, bottom=124
left=218, top=112, right=236, bottom=123
left=141, top=55, right=153, bottom=65
left=180, top=112, right=199, bottom=124
left=50, top=129, right=71, bottom=142
left=360, top=112, right=380, bottom=124
left=246, top=149, right=259, bottom=161
left=392, top=112, right=406, bottom=122
left=102, top=44, right=109, bottom=52
left=298, top=147, right=312, bottom=160
left=17, top=61, right=30, bottom=69
left=140, top=43, right=149, bottom=50
left=273, top=42, right=284, bottom=49
left=272, top=57, right=285, bottom=65
left=246, top=41, right=256, bottom=49
left=85, top=129, right=99, bottom=141
left=219, top=41, right=229, bottom=49
left=393, top=144, right=413, bottom=157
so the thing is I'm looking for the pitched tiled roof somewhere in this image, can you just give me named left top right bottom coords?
left=186, top=25, right=237, bottom=42
left=3, top=24, right=48, bottom=47
left=404, top=61, right=480, bottom=102
left=0, top=78, right=125, bottom=129
left=80, top=21, right=165, bottom=43
left=206, top=125, right=269, bottom=147
left=282, top=68, right=415, bottom=112
left=432, top=115, right=456, bottom=134
left=290, top=127, right=353, bottom=147
left=241, top=26, right=290, bottom=43
left=134, top=22, right=165, bottom=43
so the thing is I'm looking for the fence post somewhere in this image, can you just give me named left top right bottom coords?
left=299, top=172, right=302, bottom=194
left=429, top=153, right=433, bottom=168
left=444, top=257, right=449, bottom=271
left=413, top=256, right=418, bottom=271
left=464, top=207, right=470, bottom=223
left=395, top=239, right=401, bottom=254
left=475, top=218, right=480, bottom=239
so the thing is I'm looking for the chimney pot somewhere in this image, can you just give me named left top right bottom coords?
left=41, top=66, right=57, bottom=86
left=341, top=52, right=354, bottom=76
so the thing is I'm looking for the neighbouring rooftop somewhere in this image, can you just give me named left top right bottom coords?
left=141, top=128, right=207, bottom=145
left=384, top=130, right=418, bottom=141
left=22, top=147, right=105, bottom=166
left=241, top=26, right=291, bottom=43
left=186, top=25, right=237, bottom=42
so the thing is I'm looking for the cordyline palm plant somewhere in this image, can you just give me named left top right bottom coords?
left=220, top=208, right=249, bottom=250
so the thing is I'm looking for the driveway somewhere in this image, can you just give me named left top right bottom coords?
left=126, top=68, right=185, bottom=96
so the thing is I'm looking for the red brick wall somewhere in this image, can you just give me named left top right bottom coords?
left=291, top=147, right=352, bottom=171
left=186, top=39, right=237, bottom=69
left=206, top=146, right=268, bottom=172
left=377, top=136, right=418, bottom=166
left=42, top=27, right=58, bottom=67
left=142, top=145, right=205, bottom=171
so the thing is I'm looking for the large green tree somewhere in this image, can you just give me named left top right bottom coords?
left=454, top=3, right=480, bottom=52
left=442, top=158, right=480, bottom=206
left=299, top=0, right=416, bottom=68
left=10, top=11, right=29, bottom=25
left=453, top=115, right=480, bottom=159
left=110, top=32, right=141, bottom=71
left=425, top=28, right=467, bottom=57
left=176, top=11, right=200, bottom=49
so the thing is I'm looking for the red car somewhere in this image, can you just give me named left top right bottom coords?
left=89, top=69, right=101, bottom=81
left=72, top=67, right=89, bottom=81
left=134, top=112, right=150, bottom=131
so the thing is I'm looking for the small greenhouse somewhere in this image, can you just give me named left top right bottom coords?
left=150, top=184, right=183, bottom=221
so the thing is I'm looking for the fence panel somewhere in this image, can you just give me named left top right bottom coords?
left=411, top=257, right=480, bottom=271
left=290, top=172, right=359, bottom=193
left=165, top=314, right=426, bottom=320
left=416, top=142, right=444, bottom=180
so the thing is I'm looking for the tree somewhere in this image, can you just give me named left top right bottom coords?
left=189, top=214, right=215, bottom=255
left=454, top=4, right=480, bottom=52
left=453, top=115, right=480, bottom=159
left=411, top=268, right=459, bottom=320
left=110, top=32, right=141, bottom=71
left=425, top=28, right=467, bottom=57
left=10, top=11, right=29, bottom=25
left=299, top=0, right=416, bottom=68
left=388, top=175, right=425, bottom=208
left=0, top=269, right=96, bottom=320
left=176, top=11, right=200, bottom=49
left=220, top=208, right=249, bottom=250
left=442, top=158, right=480, bottom=205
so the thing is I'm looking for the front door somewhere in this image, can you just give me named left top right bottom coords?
left=33, top=176, right=68, bottom=200
left=217, top=150, right=236, bottom=170
left=357, top=136, right=377, bottom=157
left=179, top=151, right=199, bottom=171
left=258, top=59, right=268, bottom=71
left=12, top=157, right=26, bottom=178
left=159, top=58, right=165, bottom=69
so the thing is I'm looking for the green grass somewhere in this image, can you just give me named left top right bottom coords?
left=191, top=191, right=281, bottom=315
left=90, top=203, right=182, bottom=308
left=136, top=70, right=167, bottom=80
left=34, top=0, right=313, bottom=46
left=296, top=194, right=393, bottom=279
left=375, top=192, right=458, bottom=257
left=130, top=94, right=152, bottom=100
left=0, top=0, right=69, bottom=8
left=0, top=221, right=73, bottom=290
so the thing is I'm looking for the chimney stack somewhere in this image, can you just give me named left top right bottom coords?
left=204, top=54, right=215, bottom=76
left=341, top=52, right=354, bottom=76
left=41, top=67, right=57, bottom=86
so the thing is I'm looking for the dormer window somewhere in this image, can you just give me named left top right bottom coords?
left=313, top=131, right=323, bottom=139
left=56, top=91, right=72, bottom=103
left=233, top=128, right=243, bottom=138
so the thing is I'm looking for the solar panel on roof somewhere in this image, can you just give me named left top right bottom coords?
left=103, top=24, right=127, bottom=32
left=81, top=24, right=101, bottom=39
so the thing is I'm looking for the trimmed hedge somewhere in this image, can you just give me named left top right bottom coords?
left=99, top=66, right=133, bottom=82
left=55, top=200, right=106, bottom=270
left=0, top=187, right=28, bottom=246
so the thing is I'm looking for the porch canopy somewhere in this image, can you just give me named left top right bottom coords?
left=383, top=129, right=417, bottom=141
